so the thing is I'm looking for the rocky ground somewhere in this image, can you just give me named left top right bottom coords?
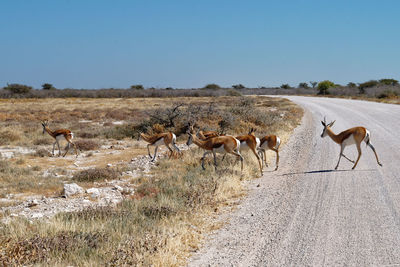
left=0, top=143, right=187, bottom=223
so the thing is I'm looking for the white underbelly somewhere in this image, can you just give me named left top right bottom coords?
left=240, top=142, right=249, bottom=150
left=154, top=138, right=165, bottom=146
left=343, top=135, right=356, bottom=146
left=260, top=142, right=270, bottom=150
left=214, top=145, right=226, bottom=154
left=56, top=135, right=65, bottom=142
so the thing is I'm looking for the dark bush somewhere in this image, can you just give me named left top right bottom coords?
left=359, top=80, right=378, bottom=90
left=1, top=231, right=107, bottom=266
left=130, top=85, right=144, bottom=90
left=73, top=168, right=120, bottom=182
left=75, top=139, right=100, bottom=151
left=280, top=84, right=292, bottom=89
left=3, top=83, right=32, bottom=94
left=232, top=84, right=245, bottom=89
left=202, top=83, right=221, bottom=90
left=103, top=124, right=136, bottom=140
left=347, top=82, right=357, bottom=88
left=310, top=81, right=318, bottom=88
left=33, top=137, right=52, bottom=145
left=33, top=148, right=51, bottom=157
left=42, top=83, right=56, bottom=90
left=298, top=82, right=309, bottom=89
left=379, top=78, right=398, bottom=86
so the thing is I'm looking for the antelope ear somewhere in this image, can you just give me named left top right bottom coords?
left=329, top=120, right=335, bottom=127
left=321, top=121, right=326, bottom=126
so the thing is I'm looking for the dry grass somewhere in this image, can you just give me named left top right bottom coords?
left=0, top=96, right=303, bottom=266
left=74, top=139, right=100, bottom=151
left=73, top=167, right=121, bottom=182
left=0, top=160, right=62, bottom=198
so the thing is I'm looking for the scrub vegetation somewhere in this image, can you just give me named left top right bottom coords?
left=0, top=96, right=302, bottom=266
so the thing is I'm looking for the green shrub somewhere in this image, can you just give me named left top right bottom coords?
left=42, top=83, right=56, bottom=90
left=73, top=168, right=120, bottom=182
left=280, top=84, right=292, bottom=89
left=130, top=85, right=144, bottom=90
left=359, top=80, right=379, bottom=89
left=347, top=82, right=357, bottom=88
left=298, top=82, right=309, bottom=89
left=232, top=84, right=245, bottom=89
left=317, top=80, right=335, bottom=95
left=3, top=83, right=32, bottom=94
left=202, top=83, right=221, bottom=90
left=379, top=78, right=398, bottom=86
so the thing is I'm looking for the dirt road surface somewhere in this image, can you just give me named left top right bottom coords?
left=188, top=96, right=400, bottom=266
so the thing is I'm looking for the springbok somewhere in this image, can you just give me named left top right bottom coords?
left=188, top=124, right=221, bottom=140
left=138, top=132, right=180, bottom=162
left=320, top=117, right=383, bottom=170
left=235, top=128, right=263, bottom=175
left=257, top=134, right=281, bottom=171
left=186, top=130, right=243, bottom=172
left=41, top=120, right=79, bottom=157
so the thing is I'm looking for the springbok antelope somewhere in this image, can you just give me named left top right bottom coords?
left=186, top=130, right=243, bottom=172
left=235, top=128, right=263, bottom=175
left=320, top=117, right=383, bottom=170
left=138, top=132, right=180, bottom=162
left=257, top=134, right=281, bottom=171
left=41, top=121, right=78, bottom=157
left=189, top=124, right=221, bottom=140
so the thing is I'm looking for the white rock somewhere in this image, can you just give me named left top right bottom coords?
left=27, top=199, right=39, bottom=207
left=86, top=188, right=101, bottom=198
left=63, top=183, right=84, bottom=197
left=0, top=151, right=14, bottom=159
left=113, top=185, right=123, bottom=192
left=31, top=213, right=44, bottom=219
left=107, top=163, right=112, bottom=167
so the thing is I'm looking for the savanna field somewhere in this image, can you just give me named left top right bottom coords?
left=0, top=96, right=302, bottom=266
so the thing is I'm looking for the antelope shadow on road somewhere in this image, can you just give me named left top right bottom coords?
left=281, top=169, right=378, bottom=176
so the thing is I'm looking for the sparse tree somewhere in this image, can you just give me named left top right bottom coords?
left=358, top=80, right=378, bottom=94
left=232, top=84, right=245, bottom=89
left=317, top=80, right=335, bottom=95
left=3, top=83, right=32, bottom=94
left=130, top=84, right=144, bottom=90
left=347, top=82, right=357, bottom=88
left=379, top=78, right=398, bottom=86
left=310, top=81, right=318, bottom=89
left=145, top=103, right=184, bottom=128
left=203, top=83, right=221, bottom=90
left=298, top=82, right=309, bottom=89
left=280, top=84, right=292, bottom=89
left=42, top=83, right=56, bottom=90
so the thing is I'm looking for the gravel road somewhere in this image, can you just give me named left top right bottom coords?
left=188, top=96, right=400, bottom=266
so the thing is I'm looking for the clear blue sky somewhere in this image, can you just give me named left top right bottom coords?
left=1, top=0, right=399, bottom=89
